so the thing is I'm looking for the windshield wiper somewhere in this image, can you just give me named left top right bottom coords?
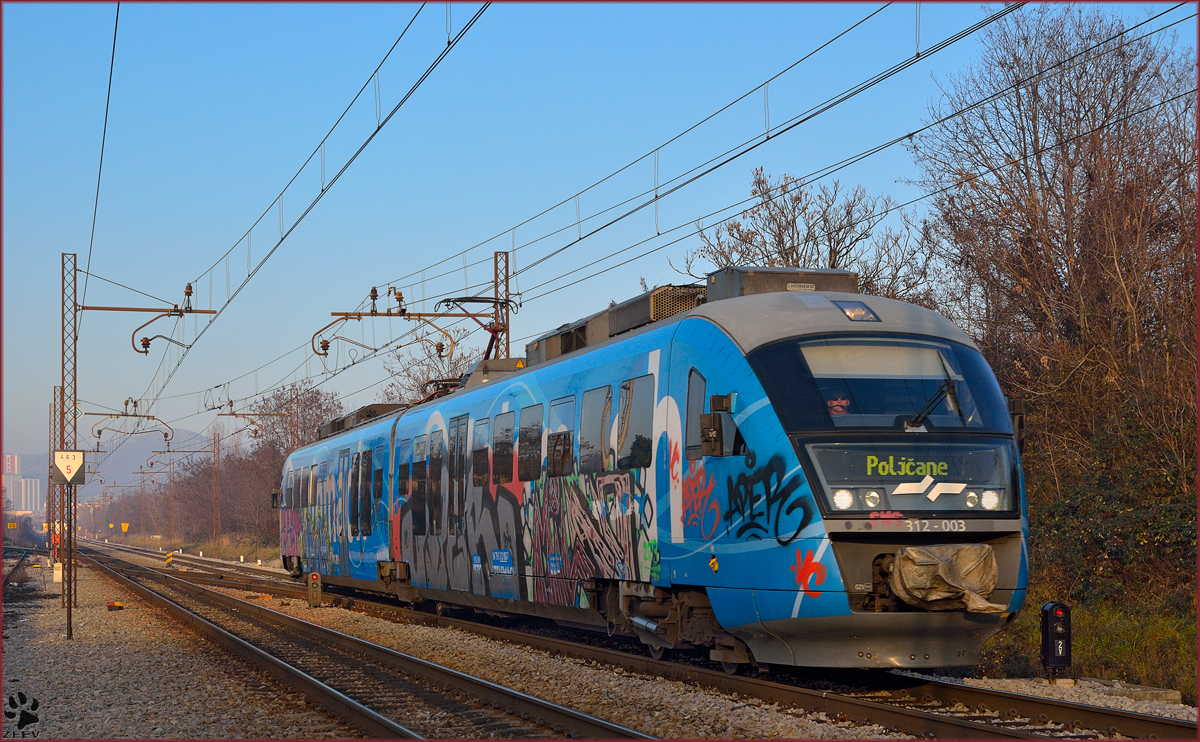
left=905, top=354, right=966, bottom=431
left=905, top=379, right=958, bottom=431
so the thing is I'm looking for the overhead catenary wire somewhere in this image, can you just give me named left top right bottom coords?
left=80, top=1, right=122, bottom=327
left=133, top=4, right=490, bottom=417
left=374, top=1, right=1016, bottom=314
left=145, top=75, right=1191, bottom=446
left=103, top=3, right=1192, bottom=459
left=510, top=2, right=1026, bottom=282
left=96, top=4, right=488, bottom=465
left=370, top=2, right=895, bottom=298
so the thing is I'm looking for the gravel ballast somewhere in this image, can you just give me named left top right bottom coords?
left=71, top=546, right=1199, bottom=737
left=2, top=556, right=363, bottom=739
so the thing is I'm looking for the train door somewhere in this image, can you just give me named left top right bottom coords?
left=350, top=450, right=365, bottom=574
left=448, top=415, right=470, bottom=591
left=410, top=436, right=428, bottom=586
left=428, top=428, right=447, bottom=589
left=368, top=445, right=384, bottom=564
left=316, top=461, right=329, bottom=574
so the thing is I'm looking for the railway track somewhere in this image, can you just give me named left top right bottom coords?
left=81, top=546, right=652, bottom=740
left=91, top=541, right=1196, bottom=740
left=3, top=548, right=32, bottom=583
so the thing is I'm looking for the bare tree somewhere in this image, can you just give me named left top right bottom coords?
left=251, top=380, right=344, bottom=455
left=379, top=327, right=482, bottom=406
left=675, top=167, right=936, bottom=304
left=908, top=4, right=1196, bottom=597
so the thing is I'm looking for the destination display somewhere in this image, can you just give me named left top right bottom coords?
left=804, top=440, right=1014, bottom=514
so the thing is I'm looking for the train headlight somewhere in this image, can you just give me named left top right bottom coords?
left=863, top=490, right=881, bottom=508
left=833, top=489, right=855, bottom=510
left=981, top=490, right=1000, bottom=510
left=965, top=491, right=979, bottom=508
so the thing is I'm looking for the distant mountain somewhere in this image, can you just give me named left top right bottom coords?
left=15, top=429, right=204, bottom=504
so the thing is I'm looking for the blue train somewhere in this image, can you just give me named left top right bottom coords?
left=276, top=267, right=1028, bottom=671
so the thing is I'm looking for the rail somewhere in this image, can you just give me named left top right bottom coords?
left=88, top=541, right=1196, bottom=739
left=83, top=546, right=653, bottom=740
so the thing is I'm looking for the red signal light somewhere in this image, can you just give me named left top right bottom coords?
left=1054, top=607, right=1065, bottom=617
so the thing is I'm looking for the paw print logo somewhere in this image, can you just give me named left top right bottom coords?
left=4, top=692, right=40, bottom=730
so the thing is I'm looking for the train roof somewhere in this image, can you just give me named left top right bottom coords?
left=685, top=290, right=978, bottom=354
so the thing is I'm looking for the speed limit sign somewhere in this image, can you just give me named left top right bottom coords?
left=52, top=451, right=86, bottom=486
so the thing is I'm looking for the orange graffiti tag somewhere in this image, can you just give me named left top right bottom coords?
left=669, top=441, right=681, bottom=489
left=681, top=461, right=720, bottom=539
left=790, top=548, right=828, bottom=598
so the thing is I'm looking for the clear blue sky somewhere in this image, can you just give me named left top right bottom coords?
left=4, top=2, right=1194, bottom=484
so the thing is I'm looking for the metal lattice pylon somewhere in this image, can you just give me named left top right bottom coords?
left=61, top=253, right=78, bottom=613
left=493, top=251, right=511, bottom=359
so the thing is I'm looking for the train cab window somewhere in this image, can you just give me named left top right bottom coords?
left=547, top=397, right=575, bottom=477
left=518, top=404, right=544, bottom=481
left=412, top=436, right=427, bottom=536
left=360, top=448, right=373, bottom=537
left=492, top=411, right=515, bottom=485
left=350, top=453, right=361, bottom=537
left=616, top=375, right=654, bottom=470
left=685, top=369, right=706, bottom=461
left=429, top=429, right=445, bottom=537
left=579, top=386, right=612, bottom=475
left=471, top=420, right=490, bottom=487
left=396, top=439, right=411, bottom=503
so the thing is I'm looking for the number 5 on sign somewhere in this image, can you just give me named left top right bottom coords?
left=52, top=451, right=86, bottom=486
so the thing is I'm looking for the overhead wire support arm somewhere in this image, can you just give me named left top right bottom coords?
left=214, top=400, right=294, bottom=445
left=81, top=399, right=175, bottom=444
left=312, top=286, right=457, bottom=358
left=77, top=282, right=217, bottom=355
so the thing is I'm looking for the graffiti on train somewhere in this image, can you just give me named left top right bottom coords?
left=401, top=463, right=659, bottom=609
left=681, top=460, right=720, bottom=539
left=724, top=452, right=815, bottom=544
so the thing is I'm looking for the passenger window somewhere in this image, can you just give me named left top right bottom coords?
left=350, top=453, right=361, bottom=537
left=429, top=429, right=444, bottom=536
left=322, top=461, right=331, bottom=506
left=492, top=411, right=515, bottom=484
left=373, top=445, right=385, bottom=501
left=448, top=416, right=468, bottom=537
left=303, top=466, right=312, bottom=507
left=547, top=397, right=575, bottom=477
left=396, top=439, right=411, bottom=502
left=285, top=471, right=294, bottom=509
left=685, top=369, right=706, bottom=460
left=579, top=386, right=611, bottom=474
left=518, top=404, right=544, bottom=481
left=360, top=448, right=373, bottom=537
left=411, top=436, right=427, bottom=536
left=471, top=420, right=490, bottom=487
left=616, top=375, right=654, bottom=470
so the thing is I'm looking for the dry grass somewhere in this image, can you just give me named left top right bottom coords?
left=979, top=582, right=1197, bottom=705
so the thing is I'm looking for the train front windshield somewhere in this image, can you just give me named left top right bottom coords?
left=748, top=334, right=1018, bottom=515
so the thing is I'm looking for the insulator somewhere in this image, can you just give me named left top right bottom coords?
left=436, top=342, right=445, bottom=355
left=141, top=337, right=151, bottom=351
left=184, top=283, right=193, bottom=297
